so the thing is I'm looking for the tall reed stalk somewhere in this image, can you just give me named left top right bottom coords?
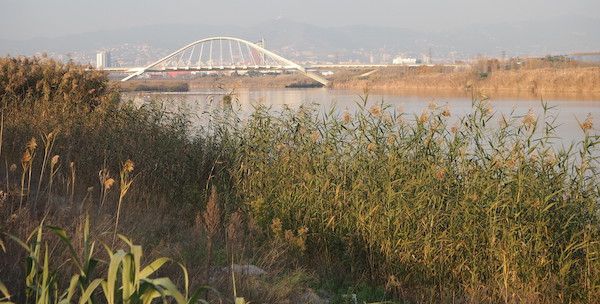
left=46, top=155, right=59, bottom=208
left=99, top=169, right=114, bottom=208
left=25, top=138, right=36, bottom=208
left=202, top=186, right=222, bottom=296
left=113, top=159, right=135, bottom=245
left=19, top=143, right=35, bottom=209
left=69, top=162, right=75, bottom=206
left=35, top=131, right=57, bottom=204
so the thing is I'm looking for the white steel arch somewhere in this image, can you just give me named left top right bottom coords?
left=122, top=37, right=329, bottom=86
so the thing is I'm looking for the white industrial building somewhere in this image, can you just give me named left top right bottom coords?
left=392, top=56, right=418, bottom=65
left=96, top=51, right=111, bottom=68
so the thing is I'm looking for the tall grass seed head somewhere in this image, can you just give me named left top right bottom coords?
left=582, top=113, right=593, bottom=131
left=397, top=104, right=405, bottom=114
left=484, top=104, right=493, bottom=115
left=226, top=211, right=244, bottom=246
left=123, top=159, right=134, bottom=173
left=203, top=186, right=222, bottom=236
left=51, top=154, right=60, bottom=166
left=21, top=150, right=32, bottom=166
left=343, top=108, right=352, bottom=123
left=499, top=115, right=508, bottom=128
left=430, top=121, right=439, bottom=131
left=428, top=99, right=437, bottom=110
left=27, top=137, right=37, bottom=150
left=419, top=108, right=430, bottom=123
left=451, top=120, right=460, bottom=133
left=441, top=103, right=451, bottom=117
left=523, top=108, right=535, bottom=127
left=477, top=98, right=493, bottom=115
left=104, top=178, right=115, bottom=190
left=370, top=105, right=382, bottom=117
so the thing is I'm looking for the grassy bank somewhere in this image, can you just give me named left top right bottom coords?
left=114, top=64, right=600, bottom=94
left=116, top=79, right=190, bottom=92
left=114, top=74, right=316, bottom=92
left=333, top=66, right=600, bottom=93
left=2, top=57, right=600, bottom=303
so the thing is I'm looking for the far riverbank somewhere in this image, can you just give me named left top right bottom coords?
left=333, top=66, right=600, bottom=94
left=114, top=66, right=600, bottom=95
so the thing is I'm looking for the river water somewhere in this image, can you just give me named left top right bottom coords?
left=124, top=88, right=600, bottom=147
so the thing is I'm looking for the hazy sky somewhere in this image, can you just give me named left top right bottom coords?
left=1, top=0, right=599, bottom=40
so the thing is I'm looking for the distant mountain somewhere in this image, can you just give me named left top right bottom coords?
left=1, top=16, right=598, bottom=64
left=442, top=15, right=600, bottom=56
left=0, top=24, right=242, bottom=56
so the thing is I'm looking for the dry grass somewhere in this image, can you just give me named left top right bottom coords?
left=189, top=73, right=318, bottom=89
left=333, top=66, right=600, bottom=93
left=481, top=67, right=600, bottom=93
left=115, top=79, right=190, bottom=92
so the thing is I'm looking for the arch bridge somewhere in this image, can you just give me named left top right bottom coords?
left=110, top=37, right=330, bottom=86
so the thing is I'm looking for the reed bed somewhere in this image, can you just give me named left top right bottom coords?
left=333, top=66, right=600, bottom=93
left=223, top=94, right=600, bottom=303
left=2, top=56, right=599, bottom=303
left=0, top=57, right=232, bottom=303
